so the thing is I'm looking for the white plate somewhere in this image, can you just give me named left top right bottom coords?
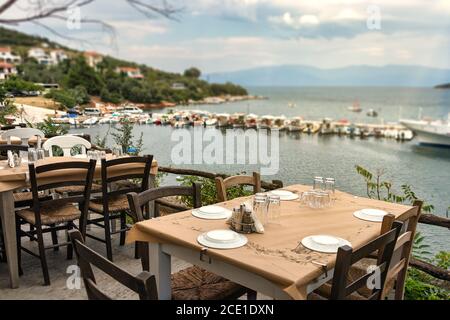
left=197, top=230, right=248, bottom=249
left=353, top=208, right=388, bottom=222
left=269, top=190, right=299, bottom=201
left=301, top=235, right=351, bottom=253
left=192, top=207, right=232, bottom=220
left=199, top=205, right=226, bottom=215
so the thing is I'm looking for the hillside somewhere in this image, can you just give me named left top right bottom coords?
left=435, top=83, right=450, bottom=89
left=205, top=64, right=450, bottom=87
left=0, top=27, right=247, bottom=107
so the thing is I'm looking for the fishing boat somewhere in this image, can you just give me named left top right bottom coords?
left=216, top=113, right=230, bottom=127
left=348, top=101, right=362, bottom=112
left=205, top=118, right=218, bottom=127
left=366, top=109, right=378, bottom=117
left=400, top=115, right=449, bottom=146
left=258, top=115, right=275, bottom=130
left=319, top=118, right=334, bottom=135
left=303, top=122, right=321, bottom=134
left=273, top=116, right=287, bottom=131
left=244, top=114, right=258, bottom=129
left=230, top=113, right=246, bottom=128
left=287, top=117, right=304, bottom=132
left=82, top=117, right=98, bottom=126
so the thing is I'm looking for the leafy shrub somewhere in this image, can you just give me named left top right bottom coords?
left=177, top=174, right=253, bottom=207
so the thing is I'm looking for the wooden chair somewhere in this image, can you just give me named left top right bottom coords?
left=127, top=184, right=256, bottom=300
left=86, top=155, right=153, bottom=261
left=16, top=160, right=96, bottom=285
left=310, top=221, right=403, bottom=300
left=42, top=135, right=91, bottom=157
left=349, top=201, right=423, bottom=300
left=69, top=230, right=158, bottom=300
left=215, top=172, right=261, bottom=202
left=42, top=135, right=102, bottom=195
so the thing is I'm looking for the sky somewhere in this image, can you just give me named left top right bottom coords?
left=4, top=0, right=450, bottom=74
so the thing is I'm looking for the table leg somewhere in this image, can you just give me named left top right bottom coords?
left=149, top=243, right=171, bottom=300
left=0, top=190, right=19, bottom=288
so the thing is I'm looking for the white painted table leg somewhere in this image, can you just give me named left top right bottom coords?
left=0, top=190, right=19, bottom=288
left=149, top=243, right=171, bottom=300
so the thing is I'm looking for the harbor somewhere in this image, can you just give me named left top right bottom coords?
left=48, top=105, right=415, bottom=141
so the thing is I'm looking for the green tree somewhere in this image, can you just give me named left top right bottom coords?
left=64, top=56, right=104, bottom=95
left=184, top=67, right=201, bottom=79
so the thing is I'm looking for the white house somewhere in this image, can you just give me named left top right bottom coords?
left=50, top=50, right=68, bottom=64
left=0, top=47, right=21, bottom=64
left=0, top=62, right=18, bottom=80
left=116, top=67, right=144, bottom=79
left=84, top=51, right=103, bottom=69
left=28, top=47, right=53, bottom=65
left=171, top=82, right=186, bottom=90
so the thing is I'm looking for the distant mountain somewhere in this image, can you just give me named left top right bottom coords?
left=435, top=83, right=450, bottom=89
left=205, top=65, right=450, bottom=87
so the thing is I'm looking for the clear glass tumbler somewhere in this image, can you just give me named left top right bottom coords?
left=313, top=177, right=324, bottom=190
left=268, top=195, right=281, bottom=222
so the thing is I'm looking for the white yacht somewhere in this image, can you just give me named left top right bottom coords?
left=122, top=105, right=144, bottom=114
left=400, top=114, right=450, bottom=147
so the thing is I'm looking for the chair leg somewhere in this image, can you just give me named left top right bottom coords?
left=119, top=212, right=126, bottom=246
left=246, top=289, right=257, bottom=300
left=66, top=223, right=73, bottom=260
left=139, top=241, right=150, bottom=272
left=103, top=213, right=113, bottom=261
left=395, top=272, right=406, bottom=300
left=134, top=242, right=139, bottom=259
left=36, top=225, right=50, bottom=286
left=15, top=216, right=23, bottom=276
left=50, top=224, right=59, bottom=252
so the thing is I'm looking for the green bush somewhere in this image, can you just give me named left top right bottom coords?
left=177, top=174, right=253, bottom=207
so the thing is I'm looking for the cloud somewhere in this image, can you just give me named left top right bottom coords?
left=268, top=13, right=319, bottom=29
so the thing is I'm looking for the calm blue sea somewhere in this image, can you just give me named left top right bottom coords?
left=70, top=87, right=450, bottom=253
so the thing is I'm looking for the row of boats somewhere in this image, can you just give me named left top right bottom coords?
left=53, top=109, right=415, bottom=141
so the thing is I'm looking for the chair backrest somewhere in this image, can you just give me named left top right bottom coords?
left=99, top=155, right=153, bottom=209
left=42, top=135, right=91, bottom=157
left=215, top=172, right=261, bottom=202
left=0, top=128, right=45, bottom=147
left=330, top=221, right=403, bottom=300
left=127, top=183, right=201, bottom=221
left=29, top=160, right=96, bottom=228
left=378, top=201, right=422, bottom=299
left=69, top=230, right=158, bottom=300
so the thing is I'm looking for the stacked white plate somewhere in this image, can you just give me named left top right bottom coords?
left=269, top=190, right=299, bottom=201
left=197, top=229, right=248, bottom=249
left=353, top=208, right=388, bottom=222
left=192, top=205, right=232, bottom=220
left=301, top=235, right=351, bottom=253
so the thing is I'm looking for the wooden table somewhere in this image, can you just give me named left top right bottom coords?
left=128, top=185, right=413, bottom=299
left=0, top=156, right=158, bottom=288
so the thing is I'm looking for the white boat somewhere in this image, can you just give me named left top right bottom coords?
left=216, top=113, right=230, bottom=127
left=287, top=117, right=304, bottom=132
left=205, top=118, right=217, bottom=127
left=122, top=105, right=143, bottom=114
left=83, top=117, right=98, bottom=125
left=83, top=107, right=102, bottom=116
left=400, top=115, right=450, bottom=146
left=348, top=101, right=362, bottom=112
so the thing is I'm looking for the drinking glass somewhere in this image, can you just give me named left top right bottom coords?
left=301, top=191, right=314, bottom=207
left=36, top=149, right=45, bottom=161
left=313, top=191, right=331, bottom=208
left=113, top=147, right=123, bottom=158
left=267, top=195, right=281, bottom=222
left=313, top=177, right=324, bottom=190
left=253, top=194, right=268, bottom=226
left=28, top=148, right=37, bottom=164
